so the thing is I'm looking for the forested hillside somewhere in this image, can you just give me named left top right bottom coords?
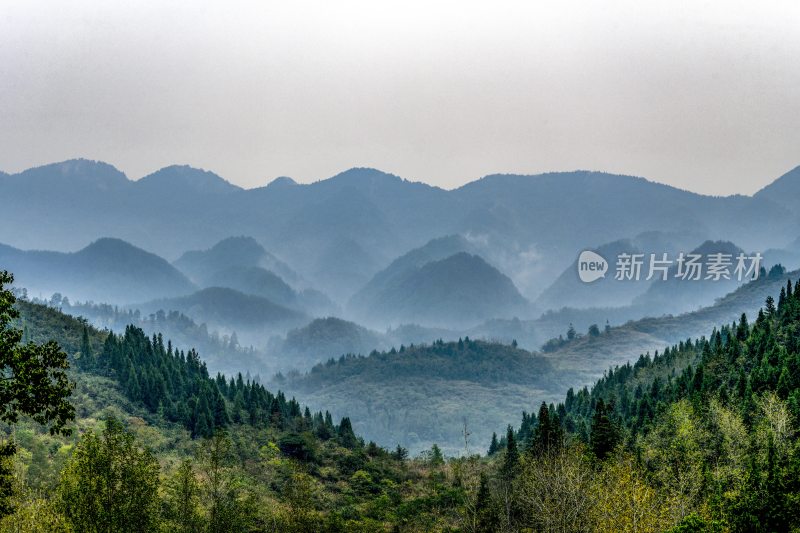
left=488, top=279, right=800, bottom=531
left=280, top=339, right=562, bottom=454
left=5, top=268, right=800, bottom=531
left=0, top=273, right=468, bottom=531
left=41, top=298, right=268, bottom=377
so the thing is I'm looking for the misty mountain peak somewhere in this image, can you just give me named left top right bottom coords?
left=208, top=236, right=266, bottom=257
left=327, top=167, right=404, bottom=187
left=266, top=176, right=298, bottom=189
left=78, top=237, right=173, bottom=265
left=174, top=236, right=271, bottom=284
left=689, top=239, right=743, bottom=256
left=81, top=236, right=137, bottom=253
left=16, top=158, right=129, bottom=189
left=137, top=165, right=241, bottom=194
left=755, top=165, right=800, bottom=212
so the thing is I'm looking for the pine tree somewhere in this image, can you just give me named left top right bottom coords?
left=768, top=294, right=778, bottom=316
left=529, top=402, right=563, bottom=456
left=475, top=472, right=495, bottom=532
left=337, top=417, right=358, bottom=448
left=429, top=444, right=445, bottom=467
left=488, top=432, right=499, bottom=455
left=501, top=425, right=518, bottom=479
left=590, top=398, right=618, bottom=460
left=567, top=323, right=577, bottom=340
left=80, top=325, right=94, bottom=368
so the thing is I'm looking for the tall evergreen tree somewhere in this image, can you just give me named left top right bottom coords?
left=590, top=398, right=618, bottom=460
left=488, top=432, right=499, bottom=455
left=501, top=425, right=518, bottom=479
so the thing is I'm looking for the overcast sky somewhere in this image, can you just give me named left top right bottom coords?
left=1, top=0, right=798, bottom=194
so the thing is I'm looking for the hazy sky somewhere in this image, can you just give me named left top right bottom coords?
left=1, top=0, right=798, bottom=194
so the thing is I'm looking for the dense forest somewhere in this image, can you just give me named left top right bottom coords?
left=490, top=279, right=800, bottom=531
left=3, top=268, right=800, bottom=531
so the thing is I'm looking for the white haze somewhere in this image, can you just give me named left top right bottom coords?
left=1, top=0, right=799, bottom=194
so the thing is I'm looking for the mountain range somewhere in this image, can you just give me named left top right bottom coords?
left=279, top=265, right=799, bottom=452
left=3, top=159, right=799, bottom=307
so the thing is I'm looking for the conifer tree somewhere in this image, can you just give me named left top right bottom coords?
left=590, top=398, right=618, bottom=460
left=501, top=425, right=518, bottom=479
left=488, top=432, right=499, bottom=455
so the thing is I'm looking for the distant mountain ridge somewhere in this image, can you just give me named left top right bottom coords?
left=755, top=165, right=800, bottom=213
left=536, top=237, right=756, bottom=314
left=2, top=159, right=798, bottom=307
left=348, top=235, right=477, bottom=318
left=174, top=236, right=300, bottom=286
left=136, top=165, right=241, bottom=195
left=136, top=286, right=307, bottom=342
left=350, top=250, right=529, bottom=328
left=0, top=237, right=195, bottom=303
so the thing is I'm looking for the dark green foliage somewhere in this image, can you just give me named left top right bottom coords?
left=96, top=326, right=228, bottom=438
left=82, top=321, right=343, bottom=443
left=197, top=431, right=254, bottom=533
left=666, top=513, right=725, bottom=533
left=487, top=432, right=499, bottom=455
left=337, top=417, right=359, bottom=449
left=527, top=402, right=564, bottom=457
left=392, top=445, right=409, bottom=462
left=0, top=271, right=75, bottom=518
left=53, top=299, right=265, bottom=377
left=502, top=277, right=800, bottom=531
left=2, top=271, right=461, bottom=530
left=429, top=443, right=445, bottom=467
left=0, top=271, right=74, bottom=436
left=589, top=398, right=618, bottom=460
left=558, top=280, right=800, bottom=436
left=278, top=432, right=319, bottom=462
left=0, top=442, right=14, bottom=518
left=296, top=338, right=552, bottom=388
left=501, top=426, right=518, bottom=480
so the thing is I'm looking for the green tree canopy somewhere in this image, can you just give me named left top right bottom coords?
left=0, top=271, right=74, bottom=435
left=58, top=417, right=160, bottom=533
